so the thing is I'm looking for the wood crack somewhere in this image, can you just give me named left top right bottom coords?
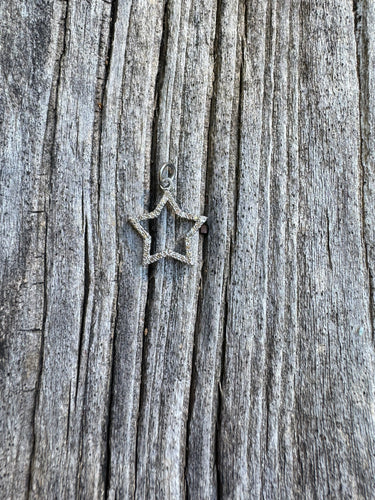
left=92, top=2, right=121, bottom=497
left=104, top=287, right=120, bottom=500
left=185, top=268, right=205, bottom=498
left=96, top=0, right=119, bottom=226
left=326, top=210, right=333, bottom=270
left=233, top=39, right=244, bottom=247
left=185, top=0, right=222, bottom=493
left=353, top=0, right=374, bottom=341
left=66, top=381, right=72, bottom=444
left=75, top=216, right=90, bottom=406
left=148, top=0, right=170, bottom=247
left=26, top=2, right=70, bottom=497
left=132, top=1, right=170, bottom=497
left=215, top=263, right=230, bottom=498
left=260, top=0, right=276, bottom=486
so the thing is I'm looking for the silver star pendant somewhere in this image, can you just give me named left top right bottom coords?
left=129, top=164, right=207, bottom=266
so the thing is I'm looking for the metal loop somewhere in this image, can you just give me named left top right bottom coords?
left=159, top=163, right=175, bottom=190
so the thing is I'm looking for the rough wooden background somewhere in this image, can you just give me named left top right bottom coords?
left=1, top=0, right=375, bottom=498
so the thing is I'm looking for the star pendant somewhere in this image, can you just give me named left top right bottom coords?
left=129, top=189, right=207, bottom=266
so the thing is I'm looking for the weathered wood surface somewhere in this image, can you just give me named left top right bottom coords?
left=1, top=0, right=375, bottom=498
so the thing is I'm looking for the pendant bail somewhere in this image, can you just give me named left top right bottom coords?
left=159, top=162, right=176, bottom=191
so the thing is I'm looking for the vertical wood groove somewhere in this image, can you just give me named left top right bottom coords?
left=133, top=3, right=170, bottom=498
left=27, top=3, right=70, bottom=496
left=353, top=0, right=375, bottom=342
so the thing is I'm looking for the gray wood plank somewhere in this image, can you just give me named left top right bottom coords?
left=27, top=1, right=115, bottom=498
left=132, top=0, right=217, bottom=497
left=219, top=1, right=375, bottom=498
left=0, top=2, right=63, bottom=498
left=105, top=0, right=166, bottom=497
left=1, top=0, right=375, bottom=499
left=186, top=0, right=240, bottom=496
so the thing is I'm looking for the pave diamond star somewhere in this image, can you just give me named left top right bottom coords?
left=129, top=189, right=207, bottom=266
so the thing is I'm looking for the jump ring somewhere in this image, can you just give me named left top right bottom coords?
left=159, top=163, right=175, bottom=190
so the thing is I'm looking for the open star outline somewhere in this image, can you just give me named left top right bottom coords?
left=129, top=189, right=207, bottom=266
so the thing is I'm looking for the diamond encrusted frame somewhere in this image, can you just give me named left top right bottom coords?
left=129, top=188, right=207, bottom=266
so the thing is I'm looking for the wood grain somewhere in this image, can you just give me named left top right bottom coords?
left=1, top=0, right=375, bottom=498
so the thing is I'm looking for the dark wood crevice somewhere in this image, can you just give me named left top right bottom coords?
left=26, top=2, right=71, bottom=497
